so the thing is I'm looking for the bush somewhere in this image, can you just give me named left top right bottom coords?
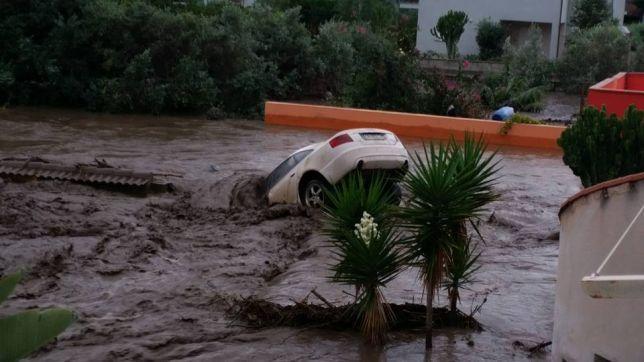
left=259, top=0, right=337, bottom=33
left=499, top=113, right=543, bottom=135
left=476, top=18, right=506, bottom=60
left=570, top=0, right=612, bottom=30
left=481, top=73, right=545, bottom=112
left=503, top=25, right=552, bottom=88
left=557, top=24, right=629, bottom=94
left=0, top=0, right=314, bottom=116
left=629, top=23, right=644, bottom=71
left=558, top=106, right=644, bottom=187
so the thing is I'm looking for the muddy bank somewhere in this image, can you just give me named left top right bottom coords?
left=0, top=107, right=581, bottom=361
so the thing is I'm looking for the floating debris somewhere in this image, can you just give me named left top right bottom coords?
left=0, top=158, right=173, bottom=191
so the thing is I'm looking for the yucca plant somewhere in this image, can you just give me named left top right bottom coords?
left=0, top=272, right=74, bottom=361
left=443, top=236, right=481, bottom=315
left=323, top=171, right=396, bottom=242
left=400, top=135, right=499, bottom=349
left=323, top=173, right=405, bottom=344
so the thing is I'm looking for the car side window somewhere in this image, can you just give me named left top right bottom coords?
left=266, top=149, right=313, bottom=190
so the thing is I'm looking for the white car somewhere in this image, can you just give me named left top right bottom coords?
left=266, top=128, right=409, bottom=207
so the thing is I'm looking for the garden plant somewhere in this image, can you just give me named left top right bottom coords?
left=400, top=135, right=500, bottom=349
left=323, top=172, right=405, bottom=344
left=0, top=272, right=74, bottom=361
left=430, top=10, right=469, bottom=59
left=558, top=106, right=644, bottom=187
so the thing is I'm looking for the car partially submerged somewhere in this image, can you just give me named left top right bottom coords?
left=266, top=128, right=409, bottom=207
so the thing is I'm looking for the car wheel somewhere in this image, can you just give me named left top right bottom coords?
left=303, top=179, right=325, bottom=208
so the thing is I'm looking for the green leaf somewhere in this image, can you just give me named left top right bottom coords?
left=0, top=273, right=22, bottom=305
left=0, top=309, right=74, bottom=362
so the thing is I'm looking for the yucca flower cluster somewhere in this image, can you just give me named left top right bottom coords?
left=354, top=211, right=380, bottom=245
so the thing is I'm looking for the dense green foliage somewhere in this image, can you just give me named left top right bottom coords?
left=430, top=10, right=469, bottom=59
left=323, top=172, right=405, bottom=344
left=0, top=0, right=477, bottom=118
left=629, top=23, right=644, bottom=71
left=503, top=26, right=552, bottom=89
left=315, top=21, right=484, bottom=118
left=480, top=26, right=550, bottom=111
left=558, top=106, right=644, bottom=187
left=400, top=135, right=499, bottom=349
left=499, top=113, right=543, bottom=135
left=557, top=24, right=629, bottom=94
left=476, top=18, right=506, bottom=60
left=0, top=273, right=74, bottom=361
left=570, top=0, right=612, bottom=29
left=0, top=0, right=318, bottom=116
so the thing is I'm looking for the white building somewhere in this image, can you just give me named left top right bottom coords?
left=415, top=0, right=626, bottom=59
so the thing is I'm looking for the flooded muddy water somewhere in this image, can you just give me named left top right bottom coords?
left=0, top=107, right=581, bottom=361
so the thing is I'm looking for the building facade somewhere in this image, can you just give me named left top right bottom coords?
left=415, top=0, right=626, bottom=59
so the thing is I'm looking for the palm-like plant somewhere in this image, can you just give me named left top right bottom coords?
left=323, top=173, right=405, bottom=344
left=443, top=236, right=481, bottom=315
left=323, top=171, right=396, bottom=241
left=400, top=135, right=499, bottom=349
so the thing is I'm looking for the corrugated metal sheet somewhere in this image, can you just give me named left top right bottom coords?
left=0, top=161, right=155, bottom=187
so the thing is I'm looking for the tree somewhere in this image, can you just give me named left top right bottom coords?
left=476, top=18, right=506, bottom=60
left=401, top=135, right=499, bottom=349
left=430, top=10, right=469, bottom=59
left=570, top=0, right=612, bottom=29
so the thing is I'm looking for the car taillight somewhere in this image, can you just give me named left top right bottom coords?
left=329, top=134, right=353, bottom=148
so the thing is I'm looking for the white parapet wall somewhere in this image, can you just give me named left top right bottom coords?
left=553, top=173, right=644, bottom=361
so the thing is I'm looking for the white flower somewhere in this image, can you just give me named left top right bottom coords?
left=354, top=211, right=380, bottom=246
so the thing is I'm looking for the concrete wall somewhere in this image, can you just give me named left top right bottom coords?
left=415, top=0, right=625, bottom=59
left=587, top=72, right=644, bottom=116
left=553, top=174, right=644, bottom=361
left=264, top=101, right=565, bottom=150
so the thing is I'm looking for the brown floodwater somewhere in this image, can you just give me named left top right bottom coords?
left=0, top=107, right=581, bottom=361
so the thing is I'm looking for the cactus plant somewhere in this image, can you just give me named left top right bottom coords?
left=430, top=10, right=469, bottom=59
left=558, top=106, right=644, bottom=187
left=0, top=273, right=74, bottom=362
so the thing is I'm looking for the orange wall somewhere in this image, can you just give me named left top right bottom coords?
left=588, top=72, right=644, bottom=116
left=264, top=102, right=565, bottom=150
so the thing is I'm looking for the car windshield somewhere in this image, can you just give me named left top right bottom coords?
left=266, top=149, right=313, bottom=190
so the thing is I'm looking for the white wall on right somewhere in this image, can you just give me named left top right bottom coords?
left=553, top=177, right=644, bottom=361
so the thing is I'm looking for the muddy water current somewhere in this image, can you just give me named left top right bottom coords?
left=0, top=108, right=581, bottom=361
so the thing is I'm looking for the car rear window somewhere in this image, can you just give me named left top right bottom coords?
left=359, top=132, right=387, bottom=141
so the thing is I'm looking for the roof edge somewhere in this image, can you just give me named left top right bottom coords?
left=559, top=172, right=644, bottom=217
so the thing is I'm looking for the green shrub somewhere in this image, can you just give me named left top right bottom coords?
left=558, top=106, right=644, bottom=187
left=482, top=74, right=546, bottom=112
left=570, top=0, right=612, bottom=30
left=503, top=25, right=553, bottom=89
left=557, top=24, right=629, bottom=94
left=258, top=0, right=337, bottom=33
left=0, top=0, right=313, bottom=116
left=313, top=21, right=357, bottom=97
left=476, top=18, right=506, bottom=60
left=430, top=10, right=469, bottom=59
left=629, top=23, right=644, bottom=71
left=499, top=113, right=543, bottom=135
